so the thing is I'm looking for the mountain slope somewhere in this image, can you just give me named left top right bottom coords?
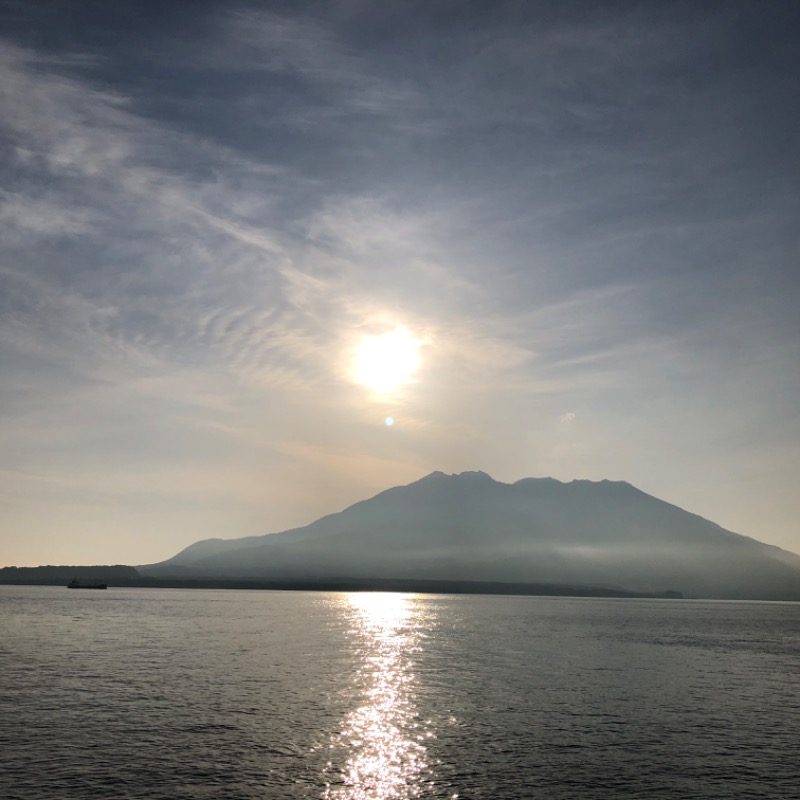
left=142, top=471, right=800, bottom=599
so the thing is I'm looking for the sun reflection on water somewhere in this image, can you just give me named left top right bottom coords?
left=323, top=593, right=432, bottom=800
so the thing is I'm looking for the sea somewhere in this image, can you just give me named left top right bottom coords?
left=1, top=586, right=798, bottom=799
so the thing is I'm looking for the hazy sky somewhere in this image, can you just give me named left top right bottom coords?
left=2, top=0, right=799, bottom=567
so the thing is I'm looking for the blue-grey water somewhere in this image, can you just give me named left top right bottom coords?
left=1, top=587, right=798, bottom=799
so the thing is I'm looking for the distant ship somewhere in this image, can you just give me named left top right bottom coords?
left=67, top=578, right=107, bottom=590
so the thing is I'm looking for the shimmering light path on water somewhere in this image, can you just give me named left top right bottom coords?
left=323, top=593, right=436, bottom=799
left=1, top=587, right=799, bottom=799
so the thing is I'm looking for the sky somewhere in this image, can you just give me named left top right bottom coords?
left=1, top=0, right=799, bottom=567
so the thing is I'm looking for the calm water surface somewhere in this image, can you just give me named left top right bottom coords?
left=1, top=587, right=798, bottom=799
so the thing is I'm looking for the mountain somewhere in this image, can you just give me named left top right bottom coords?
left=141, top=471, right=800, bottom=599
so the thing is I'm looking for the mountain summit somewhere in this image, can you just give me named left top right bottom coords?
left=142, top=472, right=800, bottom=599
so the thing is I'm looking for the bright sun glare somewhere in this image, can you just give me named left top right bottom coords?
left=355, top=328, right=420, bottom=393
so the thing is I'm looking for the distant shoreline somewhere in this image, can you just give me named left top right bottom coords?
left=0, top=569, right=684, bottom=598
left=6, top=566, right=800, bottom=600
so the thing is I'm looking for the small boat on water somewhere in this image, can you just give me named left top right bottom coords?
left=67, top=579, right=107, bottom=590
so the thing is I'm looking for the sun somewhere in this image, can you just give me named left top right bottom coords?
left=355, top=327, right=420, bottom=393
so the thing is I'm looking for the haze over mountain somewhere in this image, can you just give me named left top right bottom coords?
left=143, top=472, right=800, bottom=600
